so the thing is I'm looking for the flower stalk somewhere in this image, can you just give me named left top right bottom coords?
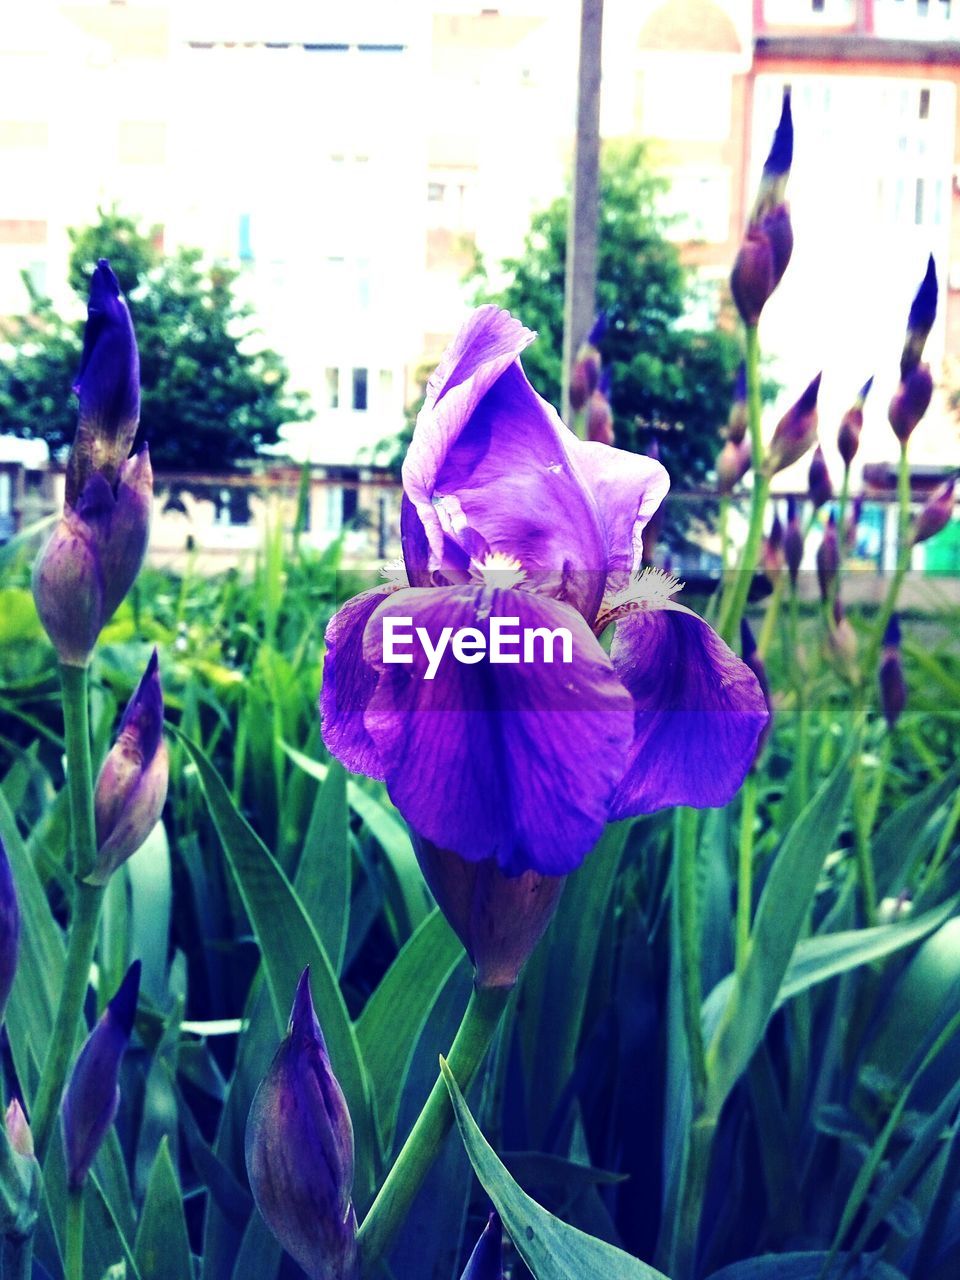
left=356, top=985, right=510, bottom=1275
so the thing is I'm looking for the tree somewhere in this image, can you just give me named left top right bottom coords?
left=474, top=141, right=741, bottom=496
left=0, top=209, right=310, bottom=470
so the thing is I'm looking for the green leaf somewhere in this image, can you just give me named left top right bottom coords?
left=705, top=1253, right=905, bottom=1279
left=529, top=822, right=631, bottom=1140
left=298, top=758, right=350, bottom=976
left=231, top=1211, right=281, bottom=1280
left=134, top=1137, right=193, bottom=1280
left=441, top=1058, right=669, bottom=1280
left=356, top=907, right=462, bottom=1151
left=706, top=745, right=853, bottom=1117
left=175, top=729, right=377, bottom=1206
left=872, top=765, right=960, bottom=898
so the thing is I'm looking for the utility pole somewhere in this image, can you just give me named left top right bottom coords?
left=560, top=0, right=604, bottom=427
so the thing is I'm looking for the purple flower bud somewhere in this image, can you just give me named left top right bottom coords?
left=762, top=204, right=794, bottom=288
left=816, top=513, right=839, bottom=601
left=245, top=970, right=358, bottom=1280
left=412, top=834, right=565, bottom=990
left=901, top=255, right=938, bottom=379
left=726, top=363, right=748, bottom=444
left=837, top=379, right=872, bottom=467
left=586, top=371, right=614, bottom=445
left=716, top=438, right=751, bottom=494
left=5, top=1099, right=33, bottom=1160
left=66, top=260, right=141, bottom=508
left=888, top=364, right=934, bottom=443
left=569, top=318, right=605, bottom=413
left=879, top=614, right=907, bottom=728
left=785, top=497, right=804, bottom=587
left=31, top=505, right=104, bottom=667
left=461, top=1212, right=504, bottom=1280
left=913, top=478, right=955, bottom=545
left=730, top=225, right=775, bottom=327
left=740, top=619, right=772, bottom=756
left=91, top=651, right=169, bottom=885
left=762, top=510, right=784, bottom=578
left=61, top=961, right=140, bottom=1191
left=32, top=448, right=152, bottom=666
left=764, top=374, right=821, bottom=476
left=0, top=839, right=20, bottom=1025
left=763, top=90, right=793, bottom=187
left=808, top=445, right=833, bottom=510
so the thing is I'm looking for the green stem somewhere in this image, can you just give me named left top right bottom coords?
left=30, top=664, right=106, bottom=1164
left=719, top=325, right=768, bottom=645
left=866, top=442, right=912, bottom=676
left=919, top=783, right=960, bottom=898
left=757, top=569, right=785, bottom=661
left=851, top=754, right=879, bottom=927
left=736, top=773, right=758, bottom=976
left=66, top=1189, right=84, bottom=1280
left=672, top=1116, right=717, bottom=1280
left=357, top=985, right=510, bottom=1275
left=675, top=808, right=707, bottom=1110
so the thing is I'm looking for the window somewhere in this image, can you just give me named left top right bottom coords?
left=379, top=369, right=394, bottom=405
left=919, top=88, right=930, bottom=119
left=325, top=367, right=339, bottom=410
left=352, top=368, right=368, bottom=411
left=915, top=177, right=925, bottom=225
left=428, top=183, right=445, bottom=202
left=812, top=0, right=825, bottom=11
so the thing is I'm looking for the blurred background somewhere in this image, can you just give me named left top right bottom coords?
left=0, top=0, right=957, bottom=571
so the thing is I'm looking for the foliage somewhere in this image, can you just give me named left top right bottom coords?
left=0, top=210, right=310, bottom=470
left=2, top=510, right=960, bottom=1278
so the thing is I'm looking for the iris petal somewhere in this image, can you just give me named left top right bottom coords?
left=361, top=585, right=634, bottom=876
left=570, top=439, right=671, bottom=592
left=320, top=587, right=397, bottom=781
left=402, top=310, right=606, bottom=618
left=608, top=604, right=769, bottom=817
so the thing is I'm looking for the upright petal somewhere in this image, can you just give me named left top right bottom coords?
left=402, top=309, right=607, bottom=618
left=362, top=585, right=634, bottom=876
left=568, top=439, right=670, bottom=592
left=609, top=605, right=768, bottom=816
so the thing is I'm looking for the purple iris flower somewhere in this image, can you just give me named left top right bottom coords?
left=321, top=307, right=768, bottom=879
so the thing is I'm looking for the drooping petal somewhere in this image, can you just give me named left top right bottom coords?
left=402, top=309, right=607, bottom=618
left=608, top=604, right=768, bottom=817
left=568, top=438, right=670, bottom=592
left=361, top=585, right=634, bottom=876
left=320, top=586, right=398, bottom=782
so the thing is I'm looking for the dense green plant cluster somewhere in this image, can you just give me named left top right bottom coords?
left=1, top=520, right=958, bottom=1279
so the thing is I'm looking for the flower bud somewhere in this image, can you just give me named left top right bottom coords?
left=762, top=204, right=793, bottom=289
left=462, top=1212, right=504, bottom=1280
left=569, top=313, right=606, bottom=413
left=900, top=255, right=938, bottom=379
left=0, top=839, right=20, bottom=1025
left=837, top=376, right=872, bottom=467
left=0, top=1099, right=38, bottom=1242
left=61, top=961, right=140, bottom=1191
left=888, top=364, right=933, bottom=443
left=730, top=227, right=775, bottom=327
left=586, top=370, right=614, bottom=445
left=784, top=496, right=804, bottom=587
left=412, top=834, right=565, bottom=989
left=816, top=513, right=839, bottom=601
left=740, top=619, right=772, bottom=757
left=31, top=505, right=105, bottom=667
left=754, top=89, right=793, bottom=214
left=828, top=598, right=859, bottom=683
left=66, top=260, right=141, bottom=507
left=762, top=510, right=784, bottom=579
left=764, top=374, right=821, bottom=476
left=245, top=970, right=358, bottom=1280
left=808, top=445, right=833, bottom=510
left=716, top=438, right=751, bottom=494
left=912, top=477, right=955, bottom=545
left=878, top=614, right=907, bottom=729
left=726, top=363, right=748, bottom=444
left=91, top=651, right=168, bottom=884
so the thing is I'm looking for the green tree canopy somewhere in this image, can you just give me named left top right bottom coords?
left=473, top=142, right=741, bottom=494
left=0, top=209, right=310, bottom=470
